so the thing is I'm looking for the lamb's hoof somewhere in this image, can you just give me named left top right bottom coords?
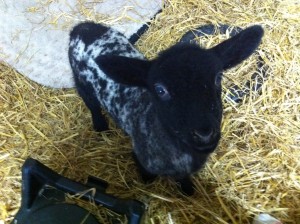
left=132, top=153, right=158, bottom=184
left=176, top=178, right=195, bottom=196
left=92, top=118, right=109, bottom=132
left=93, top=123, right=109, bottom=132
left=140, top=172, right=157, bottom=184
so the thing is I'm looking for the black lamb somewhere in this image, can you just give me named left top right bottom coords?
left=68, top=22, right=263, bottom=195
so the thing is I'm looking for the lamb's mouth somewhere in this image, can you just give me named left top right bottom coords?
left=192, top=142, right=219, bottom=153
left=171, top=129, right=220, bottom=153
left=180, top=139, right=219, bottom=153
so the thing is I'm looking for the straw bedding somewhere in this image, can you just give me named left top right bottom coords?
left=0, top=0, right=299, bottom=223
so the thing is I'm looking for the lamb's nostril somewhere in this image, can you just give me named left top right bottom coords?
left=193, top=128, right=213, bottom=141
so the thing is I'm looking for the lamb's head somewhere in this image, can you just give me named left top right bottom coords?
left=146, top=45, right=224, bottom=152
left=97, top=25, right=263, bottom=153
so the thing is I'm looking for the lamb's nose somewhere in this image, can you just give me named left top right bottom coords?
left=192, top=128, right=213, bottom=143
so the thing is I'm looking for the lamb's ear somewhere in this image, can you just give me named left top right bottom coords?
left=96, top=55, right=151, bottom=87
left=210, top=25, right=264, bottom=70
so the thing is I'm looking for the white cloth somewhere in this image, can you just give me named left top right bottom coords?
left=0, top=0, right=162, bottom=88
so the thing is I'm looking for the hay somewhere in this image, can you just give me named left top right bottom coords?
left=1, top=0, right=300, bottom=223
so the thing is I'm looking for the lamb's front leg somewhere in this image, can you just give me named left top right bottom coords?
left=132, top=152, right=157, bottom=183
left=176, top=177, right=195, bottom=196
left=75, top=79, right=109, bottom=132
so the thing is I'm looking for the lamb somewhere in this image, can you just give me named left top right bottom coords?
left=68, top=22, right=263, bottom=195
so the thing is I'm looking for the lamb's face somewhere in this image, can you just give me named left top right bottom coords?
left=147, top=45, right=223, bottom=153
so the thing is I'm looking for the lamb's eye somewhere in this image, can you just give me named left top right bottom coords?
left=215, top=73, right=223, bottom=86
left=154, top=83, right=171, bottom=101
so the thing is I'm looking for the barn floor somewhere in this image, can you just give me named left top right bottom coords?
left=0, top=0, right=300, bottom=223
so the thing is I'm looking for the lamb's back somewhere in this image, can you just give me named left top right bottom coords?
left=69, top=22, right=148, bottom=134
